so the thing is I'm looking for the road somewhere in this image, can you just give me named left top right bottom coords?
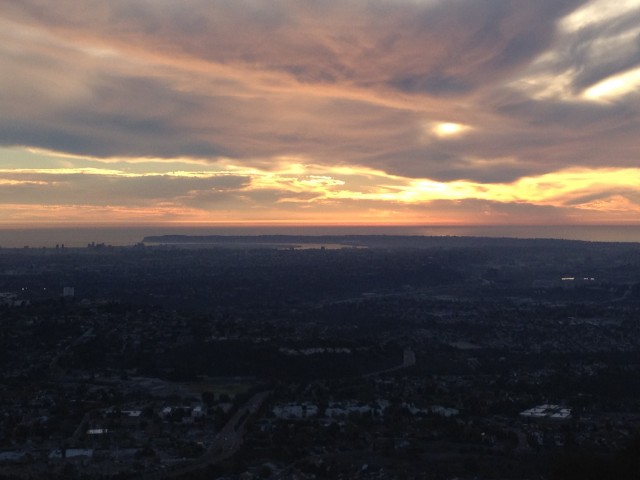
left=142, top=390, right=271, bottom=479
left=363, top=348, right=416, bottom=378
left=49, top=327, right=95, bottom=375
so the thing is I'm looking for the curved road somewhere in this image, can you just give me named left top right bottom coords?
left=142, top=390, right=271, bottom=479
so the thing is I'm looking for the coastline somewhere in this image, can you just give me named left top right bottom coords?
left=1, top=224, right=640, bottom=248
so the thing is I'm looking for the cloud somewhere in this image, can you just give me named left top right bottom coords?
left=0, top=169, right=250, bottom=206
left=1, top=158, right=639, bottom=225
left=0, top=0, right=639, bottom=224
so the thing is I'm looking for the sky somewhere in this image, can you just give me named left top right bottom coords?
left=1, top=0, right=640, bottom=227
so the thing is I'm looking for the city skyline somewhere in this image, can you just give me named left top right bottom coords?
left=1, top=0, right=640, bottom=226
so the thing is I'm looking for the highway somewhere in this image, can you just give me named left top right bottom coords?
left=142, top=390, right=271, bottom=479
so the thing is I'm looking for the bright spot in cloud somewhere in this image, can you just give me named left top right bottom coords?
left=583, top=67, right=640, bottom=101
left=297, top=176, right=345, bottom=188
left=510, top=67, right=577, bottom=101
left=560, top=0, right=640, bottom=32
left=431, top=122, right=471, bottom=137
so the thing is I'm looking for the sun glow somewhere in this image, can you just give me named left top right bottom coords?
left=1, top=146, right=639, bottom=226
left=0, top=148, right=640, bottom=222
left=430, top=122, right=471, bottom=137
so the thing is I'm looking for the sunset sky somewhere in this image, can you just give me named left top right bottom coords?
left=1, top=0, right=639, bottom=226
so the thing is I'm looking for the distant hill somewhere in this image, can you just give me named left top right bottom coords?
left=141, top=234, right=604, bottom=249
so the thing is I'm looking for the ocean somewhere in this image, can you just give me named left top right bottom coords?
left=1, top=224, right=640, bottom=248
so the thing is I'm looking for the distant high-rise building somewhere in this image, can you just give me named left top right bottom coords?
left=62, top=286, right=75, bottom=298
